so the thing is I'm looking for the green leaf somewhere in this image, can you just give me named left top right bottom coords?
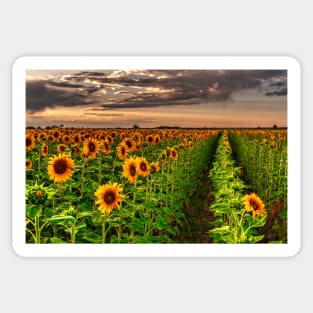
left=47, top=215, right=75, bottom=224
left=50, top=237, right=67, bottom=244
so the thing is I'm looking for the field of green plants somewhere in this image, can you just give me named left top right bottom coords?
left=25, top=127, right=287, bottom=244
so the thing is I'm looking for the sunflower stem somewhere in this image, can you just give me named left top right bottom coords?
left=102, top=214, right=107, bottom=244
left=35, top=213, right=41, bottom=244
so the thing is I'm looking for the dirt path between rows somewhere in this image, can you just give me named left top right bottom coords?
left=176, top=168, right=215, bottom=243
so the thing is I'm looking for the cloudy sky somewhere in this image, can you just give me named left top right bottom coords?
left=26, top=69, right=287, bottom=128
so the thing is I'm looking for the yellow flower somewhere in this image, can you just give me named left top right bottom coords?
left=83, top=138, right=99, bottom=159
left=243, top=193, right=266, bottom=217
left=122, top=157, right=138, bottom=183
left=94, top=183, right=124, bottom=215
left=136, top=157, right=150, bottom=177
left=47, top=154, right=75, bottom=183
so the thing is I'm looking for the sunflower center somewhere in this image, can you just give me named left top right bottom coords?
left=130, top=165, right=136, bottom=176
left=104, top=143, right=109, bottom=150
left=53, top=159, right=68, bottom=174
left=148, top=137, right=153, bottom=142
left=121, top=146, right=126, bottom=154
left=126, top=140, right=132, bottom=148
left=250, top=200, right=258, bottom=210
left=26, top=138, right=32, bottom=146
left=140, top=162, right=147, bottom=172
left=88, top=142, right=96, bottom=152
left=103, top=191, right=116, bottom=204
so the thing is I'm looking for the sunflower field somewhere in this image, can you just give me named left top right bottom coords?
left=25, top=127, right=287, bottom=244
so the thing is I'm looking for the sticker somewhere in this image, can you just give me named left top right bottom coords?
left=12, top=56, right=301, bottom=257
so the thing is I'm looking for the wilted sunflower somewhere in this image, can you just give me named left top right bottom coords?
left=137, top=157, right=150, bottom=177
left=122, top=157, right=138, bottom=183
left=41, top=144, right=49, bottom=157
left=26, top=134, right=35, bottom=151
left=83, top=138, right=99, bottom=159
left=26, top=159, right=32, bottom=169
left=94, top=182, right=124, bottom=215
left=117, top=143, right=128, bottom=160
left=243, top=193, right=266, bottom=217
left=150, top=162, right=160, bottom=173
left=47, top=154, right=75, bottom=183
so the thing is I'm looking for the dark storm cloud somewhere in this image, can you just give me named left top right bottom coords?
left=26, top=80, right=94, bottom=113
left=26, top=70, right=287, bottom=112
left=265, top=88, right=287, bottom=96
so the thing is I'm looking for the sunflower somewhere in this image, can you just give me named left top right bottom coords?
left=57, top=144, right=67, bottom=154
left=117, top=143, right=128, bottom=160
left=62, top=135, right=71, bottom=144
left=72, top=145, right=81, bottom=155
left=150, top=162, right=160, bottom=173
left=101, top=140, right=111, bottom=155
left=83, top=138, right=99, bottom=159
left=26, top=134, right=35, bottom=151
left=243, top=193, right=266, bottom=217
left=137, top=157, right=150, bottom=177
left=154, top=134, right=161, bottom=144
left=52, top=130, right=61, bottom=142
left=72, top=133, right=81, bottom=144
left=123, top=137, right=136, bottom=152
left=162, top=151, right=167, bottom=164
left=106, top=135, right=113, bottom=145
left=47, top=135, right=55, bottom=143
left=94, top=182, right=124, bottom=215
left=122, top=157, right=138, bottom=183
left=146, top=134, right=154, bottom=144
left=47, top=154, right=75, bottom=183
left=41, top=143, right=49, bottom=157
left=26, top=159, right=32, bottom=169
left=170, top=148, right=178, bottom=161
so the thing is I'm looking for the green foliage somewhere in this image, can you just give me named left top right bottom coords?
left=208, top=132, right=267, bottom=243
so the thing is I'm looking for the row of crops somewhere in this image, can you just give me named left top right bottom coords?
left=26, top=127, right=219, bottom=243
left=25, top=127, right=287, bottom=244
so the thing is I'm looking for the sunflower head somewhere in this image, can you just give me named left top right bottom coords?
left=26, top=159, right=32, bottom=169
left=150, top=162, right=160, bottom=173
left=123, top=138, right=135, bottom=152
left=57, top=144, right=67, bottom=154
left=47, top=154, right=75, bottom=183
left=117, top=143, right=128, bottom=160
left=41, top=144, right=49, bottom=157
left=243, top=193, right=266, bottom=217
left=26, top=134, right=35, bottom=151
left=122, top=157, right=138, bottom=183
left=94, top=182, right=124, bottom=215
left=170, top=148, right=178, bottom=161
left=101, top=140, right=111, bottom=155
left=137, top=157, right=150, bottom=177
left=83, top=138, right=99, bottom=159
left=146, top=134, right=154, bottom=144
left=154, top=134, right=161, bottom=144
